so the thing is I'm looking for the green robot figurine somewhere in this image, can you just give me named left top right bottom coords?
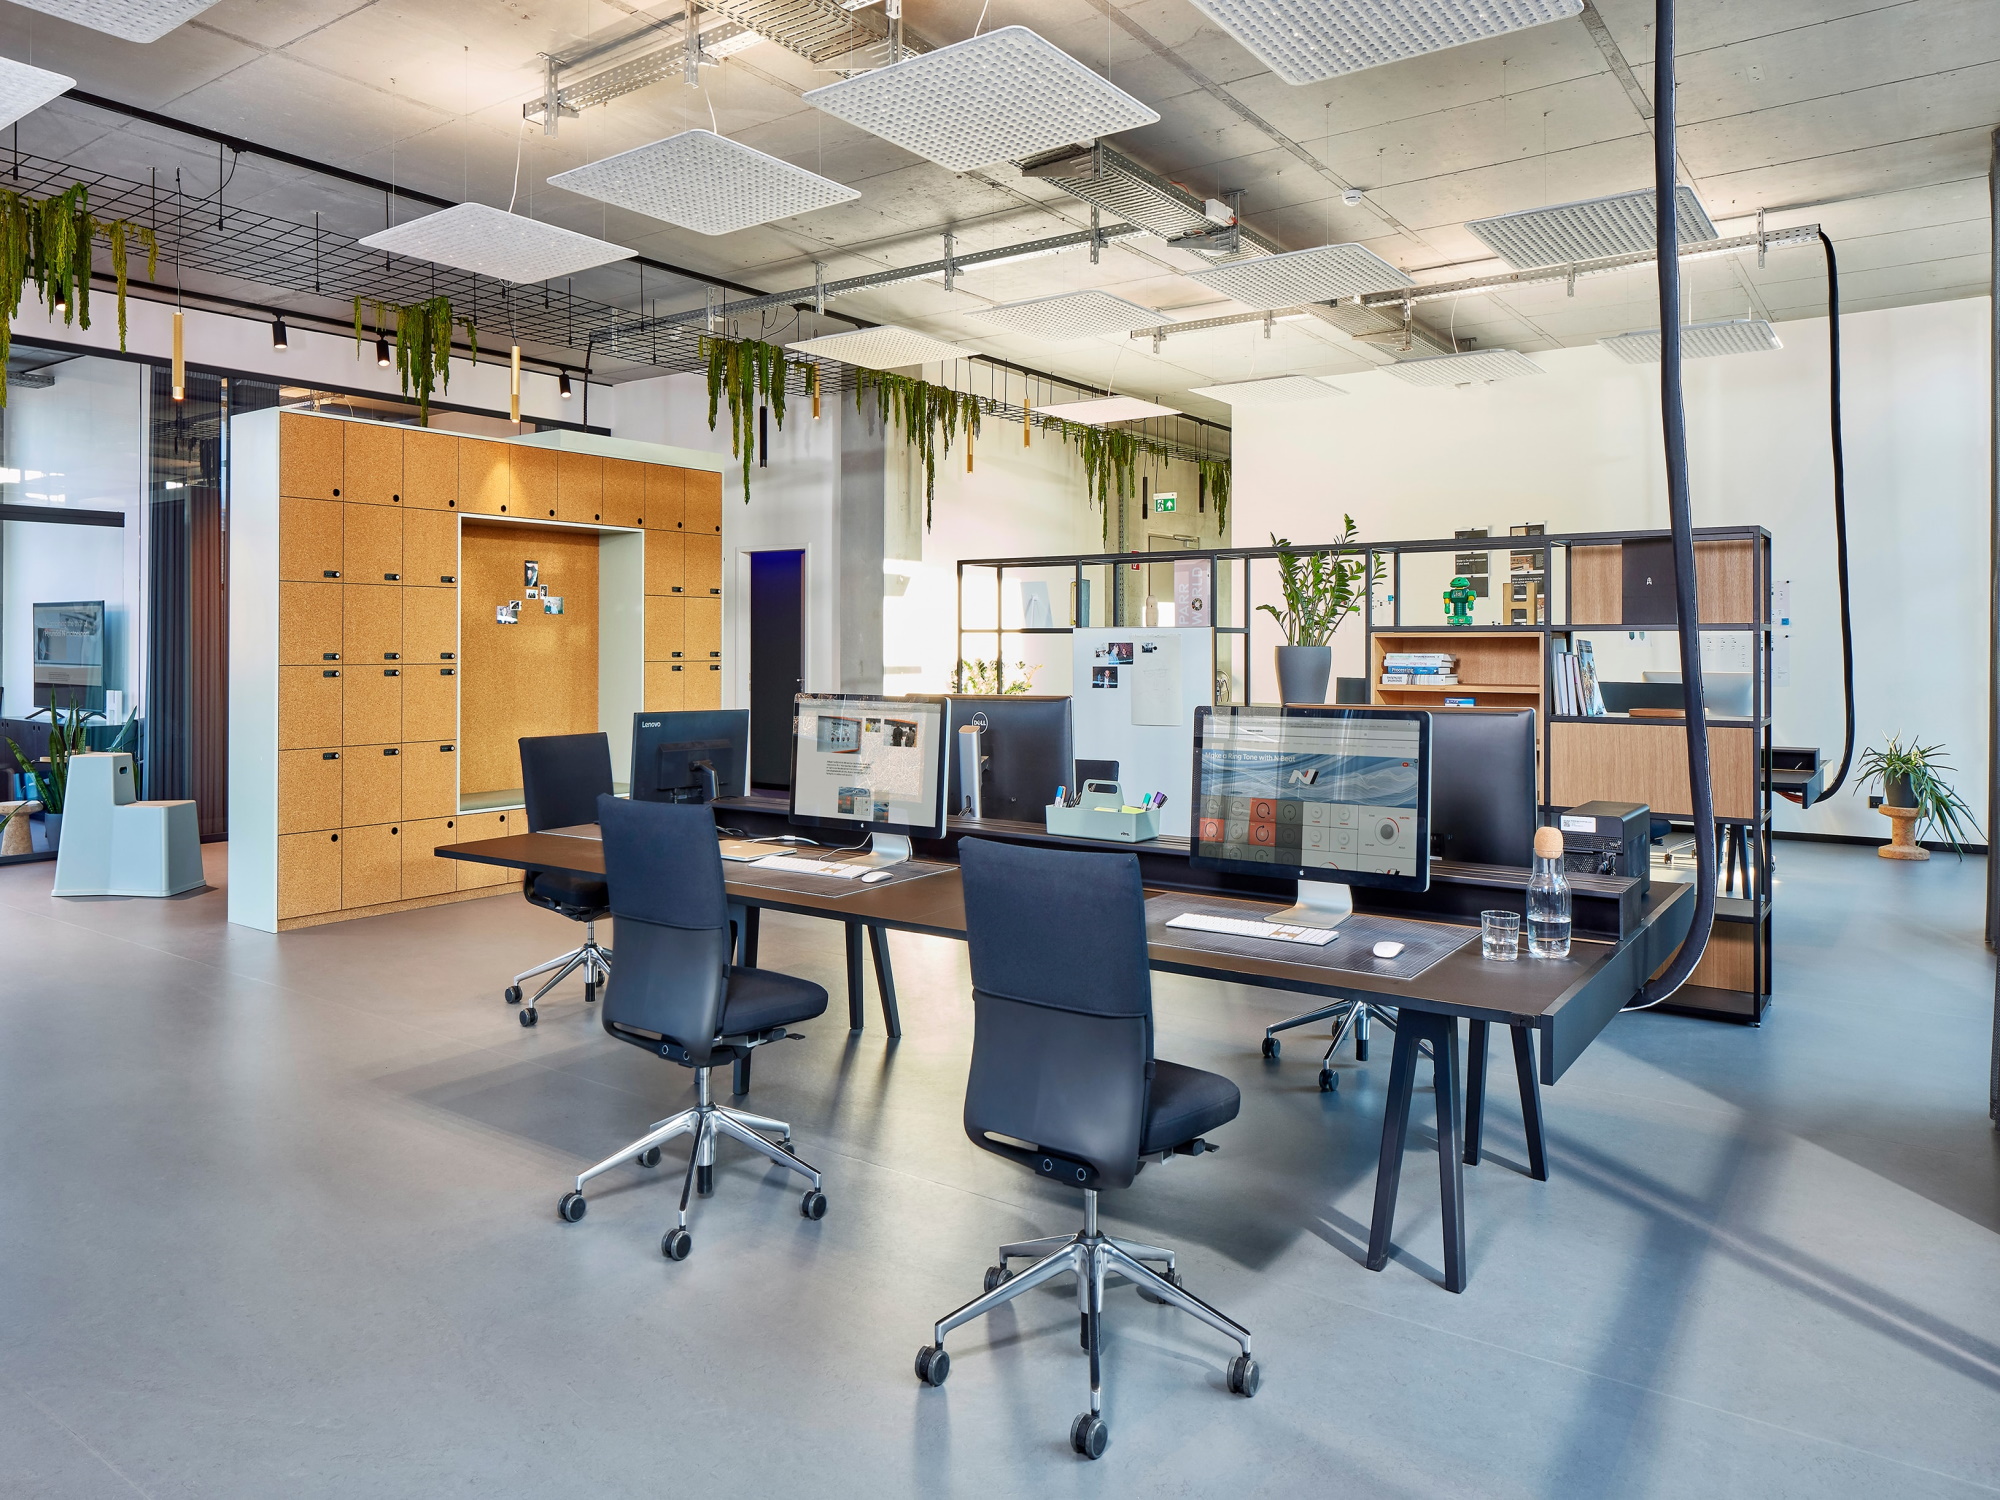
left=1443, top=575, right=1477, bottom=627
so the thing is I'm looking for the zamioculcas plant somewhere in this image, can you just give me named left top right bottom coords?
left=1256, top=519, right=1381, bottom=647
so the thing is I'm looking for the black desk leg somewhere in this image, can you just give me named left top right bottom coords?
left=1511, top=1023, right=1548, bottom=1182
left=844, top=924, right=865, bottom=1030
left=1366, top=1010, right=1468, bottom=1294
left=1365, top=1019, right=1423, bottom=1275
left=1463, top=1019, right=1489, bottom=1167
left=743, top=907, right=761, bottom=969
left=867, top=924, right=902, bottom=1039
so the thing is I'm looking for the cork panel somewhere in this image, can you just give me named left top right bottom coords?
left=511, top=444, right=562, bottom=521
left=343, top=584, right=403, bottom=664
left=343, top=668, right=402, bottom=748
left=280, top=496, right=344, bottom=581
left=402, top=741, right=459, bottom=821
left=644, top=531, right=685, bottom=596
left=683, top=469, right=722, bottom=533
left=343, top=503, right=403, bottom=583
left=401, top=664, right=458, bottom=741
left=603, top=459, right=647, bottom=528
left=344, top=422, right=404, bottom=505
left=404, top=429, right=458, bottom=510
left=557, top=452, right=603, bottom=524
left=404, top=509, right=459, bottom=587
left=459, top=441, right=511, bottom=515
left=342, top=743, right=403, bottom=825
left=645, top=596, right=684, bottom=662
left=401, top=816, right=461, bottom=898
left=685, top=535, right=722, bottom=597
left=278, top=748, right=343, bottom=834
left=277, top=831, right=342, bottom=919
left=684, top=597, right=721, bottom=663
left=686, top=662, right=723, bottom=709
left=279, top=412, right=344, bottom=499
left=645, top=661, right=686, bottom=712
left=279, top=667, right=344, bottom=750
left=280, top=581, right=343, bottom=665
left=402, top=588, right=458, bottom=664
left=340, top=822, right=402, bottom=907
left=455, top=810, right=519, bottom=889
left=644, top=463, right=684, bottom=531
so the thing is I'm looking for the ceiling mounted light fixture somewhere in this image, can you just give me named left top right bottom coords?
left=271, top=316, right=288, bottom=350
left=1598, top=318, right=1782, bottom=365
left=4, top=0, right=222, bottom=42
left=1467, top=186, right=1718, bottom=269
left=1187, top=243, right=1413, bottom=310
left=548, top=130, right=860, bottom=237
left=375, top=336, right=392, bottom=368
left=802, top=26, right=1158, bottom=173
left=968, top=290, right=1163, bottom=341
left=359, top=202, right=634, bottom=284
left=1380, top=348, right=1543, bottom=387
left=559, top=368, right=573, bottom=398
left=1190, top=375, right=1347, bottom=403
left=1029, top=395, right=1181, bottom=424
left=0, top=55, right=75, bottom=130
left=786, top=325, right=978, bottom=371
left=1181, top=0, right=1581, bottom=83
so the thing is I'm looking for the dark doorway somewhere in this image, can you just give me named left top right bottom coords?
left=748, top=549, right=805, bottom=789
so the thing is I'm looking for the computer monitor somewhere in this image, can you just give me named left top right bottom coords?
left=947, top=695, right=1072, bottom=822
left=33, top=600, right=105, bottom=711
left=788, top=693, right=949, bottom=867
left=1190, top=705, right=1432, bottom=928
left=1428, top=708, right=1537, bottom=867
left=630, top=709, right=749, bottom=804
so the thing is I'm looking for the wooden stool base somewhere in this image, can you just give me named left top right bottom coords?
left=1878, top=804, right=1929, bottom=860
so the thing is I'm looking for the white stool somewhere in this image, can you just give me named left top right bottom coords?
left=52, top=753, right=204, bottom=898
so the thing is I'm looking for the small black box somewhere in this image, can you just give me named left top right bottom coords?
left=1558, top=800, right=1650, bottom=894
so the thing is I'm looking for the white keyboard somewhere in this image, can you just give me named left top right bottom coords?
left=752, top=855, right=868, bottom=879
left=1166, top=913, right=1337, bottom=946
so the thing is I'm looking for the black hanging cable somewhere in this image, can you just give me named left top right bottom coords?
left=1813, top=229, right=1857, bottom=804
left=1631, top=0, right=1716, bottom=1009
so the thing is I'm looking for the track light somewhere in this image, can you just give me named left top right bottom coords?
left=271, top=315, right=288, bottom=350
left=53, top=295, right=67, bottom=315
left=558, top=368, right=572, bottom=399
left=375, top=335, right=392, bottom=368
left=509, top=344, right=522, bottom=423
left=171, top=310, right=185, bottom=401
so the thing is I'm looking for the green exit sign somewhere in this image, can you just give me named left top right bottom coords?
left=1155, top=492, right=1177, bottom=512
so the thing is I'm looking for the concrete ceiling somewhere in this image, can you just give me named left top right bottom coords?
left=1, top=0, right=1992, bottom=422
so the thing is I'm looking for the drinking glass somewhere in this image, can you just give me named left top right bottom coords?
left=1481, top=909, right=1521, bottom=961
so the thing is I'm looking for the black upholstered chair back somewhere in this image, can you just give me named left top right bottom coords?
left=520, top=733, right=614, bottom=834
left=957, top=837, right=1155, bottom=1191
left=597, top=795, right=733, bottom=1065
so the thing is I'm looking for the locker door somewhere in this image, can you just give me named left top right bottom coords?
left=401, top=665, right=458, bottom=741
left=402, top=588, right=458, bottom=664
left=343, top=667, right=403, bottom=747
left=341, top=822, right=402, bottom=907
left=645, top=596, right=685, bottom=664
left=685, top=535, right=723, bottom=597
left=684, top=469, right=722, bottom=534
left=402, top=741, right=458, bottom=820
left=603, top=459, right=647, bottom=528
left=279, top=412, right=343, bottom=499
left=343, top=584, right=403, bottom=664
left=460, top=442, right=511, bottom=515
left=277, top=831, right=342, bottom=918
left=511, top=445, right=561, bottom=520
left=280, top=496, right=344, bottom=581
left=645, top=531, right=685, bottom=597
left=279, top=581, right=343, bottom=664
left=279, top=667, right=344, bottom=750
left=404, top=429, right=458, bottom=510
left=646, top=464, right=685, bottom=531
left=403, top=509, right=458, bottom=587
left=344, top=422, right=404, bottom=506
left=342, top=743, right=403, bottom=824
left=557, top=452, right=602, bottom=524
left=344, top=503, right=404, bottom=584
left=278, top=748, right=344, bottom=834
left=645, top=662, right=686, bottom=713
left=402, top=816, right=460, bottom=898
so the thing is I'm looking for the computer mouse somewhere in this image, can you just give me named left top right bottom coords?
left=1372, top=940, right=1406, bottom=959
left=861, top=870, right=893, bottom=883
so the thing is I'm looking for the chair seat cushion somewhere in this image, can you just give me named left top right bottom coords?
left=722, top=967, right=830, bottom=1035
left=1142, top=1060, right=1240, bottom=1155
left=528, top=870, right=608, bottom=916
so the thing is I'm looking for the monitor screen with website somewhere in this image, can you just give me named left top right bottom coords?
left=33, top=600, right=105, bottom=711
left=788, top=694, right=949, bottom=841
left=1190, top=705, right=1431, bottom=922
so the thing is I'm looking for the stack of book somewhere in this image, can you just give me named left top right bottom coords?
left=1379, top=651, right=1458, bottom=687
left=1552, top=640, right=1607, bottom=715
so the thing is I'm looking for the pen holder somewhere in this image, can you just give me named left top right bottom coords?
left=1044, top=781, right=1162, bottom=843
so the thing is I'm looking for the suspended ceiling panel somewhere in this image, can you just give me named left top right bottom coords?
left=5, top=0, right=220, bottom=42
left=1179, top=0, right=1583, bottom=83
left=968, top=290, right=1163, bottom=340
left=1190, top=375, right=1348, bottom=403
left=1598, top=318, right=1783, bottom=364
left=547, top=130, right=859, bottom=237
left=359, top=203, right=635, bottom=284
left=1380, top=349, right=1544, bottom=386
left=801, top=27, right=1159, bottom=173
left=0, top=56, right=74, bottom=129
left=1467, top=186, right=1720, bottom=269
left=1187, top=243, right=1414, bottom=310
left=787, top=325, right=978, bottom=369
left=1032, top=395, right=1181, bottom=424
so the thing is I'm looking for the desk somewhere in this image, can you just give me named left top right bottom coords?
left=441, top=831, right=1689, bottom=1291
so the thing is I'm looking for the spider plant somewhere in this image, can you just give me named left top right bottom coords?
left=1855, top=735, right=1981, bottom=855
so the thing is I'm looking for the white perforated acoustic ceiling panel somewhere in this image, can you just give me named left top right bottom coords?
left=0, top=55, right=74, bottom=129
left=1030, top=396, right=1181, bottom=424
left=786, top=325, right=978, bottom=370
left=1381, top=349, right=1543, bottom=386
left=358, top=203, right=635, bottom=284
left=547, top=130, right=859, bottom=237
left=801, top=26, right=1159, bottom=173
left=1190, top=375, right=1347, bottom=403
left=1598, top=318, right=1783, bottom=365
left=968, top=290, right=1162, bottom=341
left=1186, top=243, right=1413, bottom=310
left=5, top=0, right=221, bottom=41
left=1180, top=0, right=1582, bottom=83
left=1467, top=186, right=1718, bottom=268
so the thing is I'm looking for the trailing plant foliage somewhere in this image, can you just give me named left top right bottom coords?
left=855, top=367, right=981, bottom=529
left=0, top=184, right=158, bottom=403
left=1199, top=457, right=1230, bottom=534
left=1256, top=519, right=1382, bottom=647
left=702, top=335, right=809, bottom=501
left=351, top=296, right=476, bottom=425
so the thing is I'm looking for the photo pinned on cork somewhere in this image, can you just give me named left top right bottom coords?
left=542, top=595, right=565, bottom=616
left=496, top=600, right=521, bottom=625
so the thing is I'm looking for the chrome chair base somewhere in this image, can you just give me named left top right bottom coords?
left=1263, top=996, right=1404, bottom=1081
left=506, top=919, right=612, bottom=1024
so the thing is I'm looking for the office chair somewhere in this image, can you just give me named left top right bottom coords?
left=556, top=795, right=828, bottom=1259
left=506, top=733, right=616, bottom=1027
left=913, top=837, right=1258, bottom=1459
left=1261, top=994, right=1404, bottom=1091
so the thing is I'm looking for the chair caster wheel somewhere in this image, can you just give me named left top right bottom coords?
left=1228, top=1353, right=1261, bottom=1397
left=1137, top=1267, right=1184, bottom=1304
left=557, top=1191, right=586, bottom=1223
left=504, top=986, right=522, bottom=1005
left=1318, top=1067, right=1337, bottom=1093
left=800, top=1189, right=827, bottom=1220
left=519, top=1006, right=538, bottom=1027
left=1070, top=1411, right=1109, bottom=1459
left=661, top=1228, right=692, bottom=1260
left=636, top=1146, right=661, bottom=1168
left=914, top=1344, right=950, bottom=1387
left=983, top=1263, right=1012, bottom=1293
left=1260, top=1035, right=1279, bottom=1060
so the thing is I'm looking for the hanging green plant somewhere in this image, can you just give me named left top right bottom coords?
left=0, top=184, right=158, bottom=404
left=1199, top=456, right=1230, bottom=534
left=701, top=335, right=810, bottom=501
left=853, top=367, right=982, bottom=530
left=351, top=295, right=477, bottom=425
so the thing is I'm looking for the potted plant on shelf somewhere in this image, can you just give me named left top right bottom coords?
left=1855, top=735, right=1981, bottom=860
left=1258, top=519, right=1382, bottom=704
left=7, top=697, right=106, bottom=854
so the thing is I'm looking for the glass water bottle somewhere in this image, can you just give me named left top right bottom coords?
left=1528, top=826, right=1572, bottom=958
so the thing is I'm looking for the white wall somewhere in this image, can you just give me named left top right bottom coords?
left=1231, top=296, right=1991, bottom=839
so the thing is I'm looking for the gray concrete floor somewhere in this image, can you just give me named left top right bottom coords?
left=1, top=841, right=1996, bottom=1498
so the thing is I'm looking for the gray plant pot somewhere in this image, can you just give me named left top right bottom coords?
left=1883, top=773, right=1917, bottom=809
left=28, top=811, right=61, bottom=853
left=1276, top=645, right=1333, bottom=705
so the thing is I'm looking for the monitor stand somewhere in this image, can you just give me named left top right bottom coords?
left=843, top=832, right=914, bottom=872
left=1266, top=878, right=1353, bottom=931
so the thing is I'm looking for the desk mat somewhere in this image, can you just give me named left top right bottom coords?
left=1144, top=895, right=1477, bottom=984
left=726, top=859, right=952, bottom=900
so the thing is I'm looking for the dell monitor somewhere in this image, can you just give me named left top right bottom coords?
left=1190, top=705, right=1432, bottom=928
left=631, top=709, right=749, bottom=804
left=788, top=693, right=949, bottom=868
left=33, top=600, right=105, bottom=712
left=947, top=694, right=1072, bottom=822
left=1428, top=708, right=1538, bottom=868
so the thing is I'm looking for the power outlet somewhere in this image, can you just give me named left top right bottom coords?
left=1867, top=795, right=1883, bottom=809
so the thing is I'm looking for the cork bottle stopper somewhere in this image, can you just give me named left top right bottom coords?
left=1534, top=825, right=1565, bottom=860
